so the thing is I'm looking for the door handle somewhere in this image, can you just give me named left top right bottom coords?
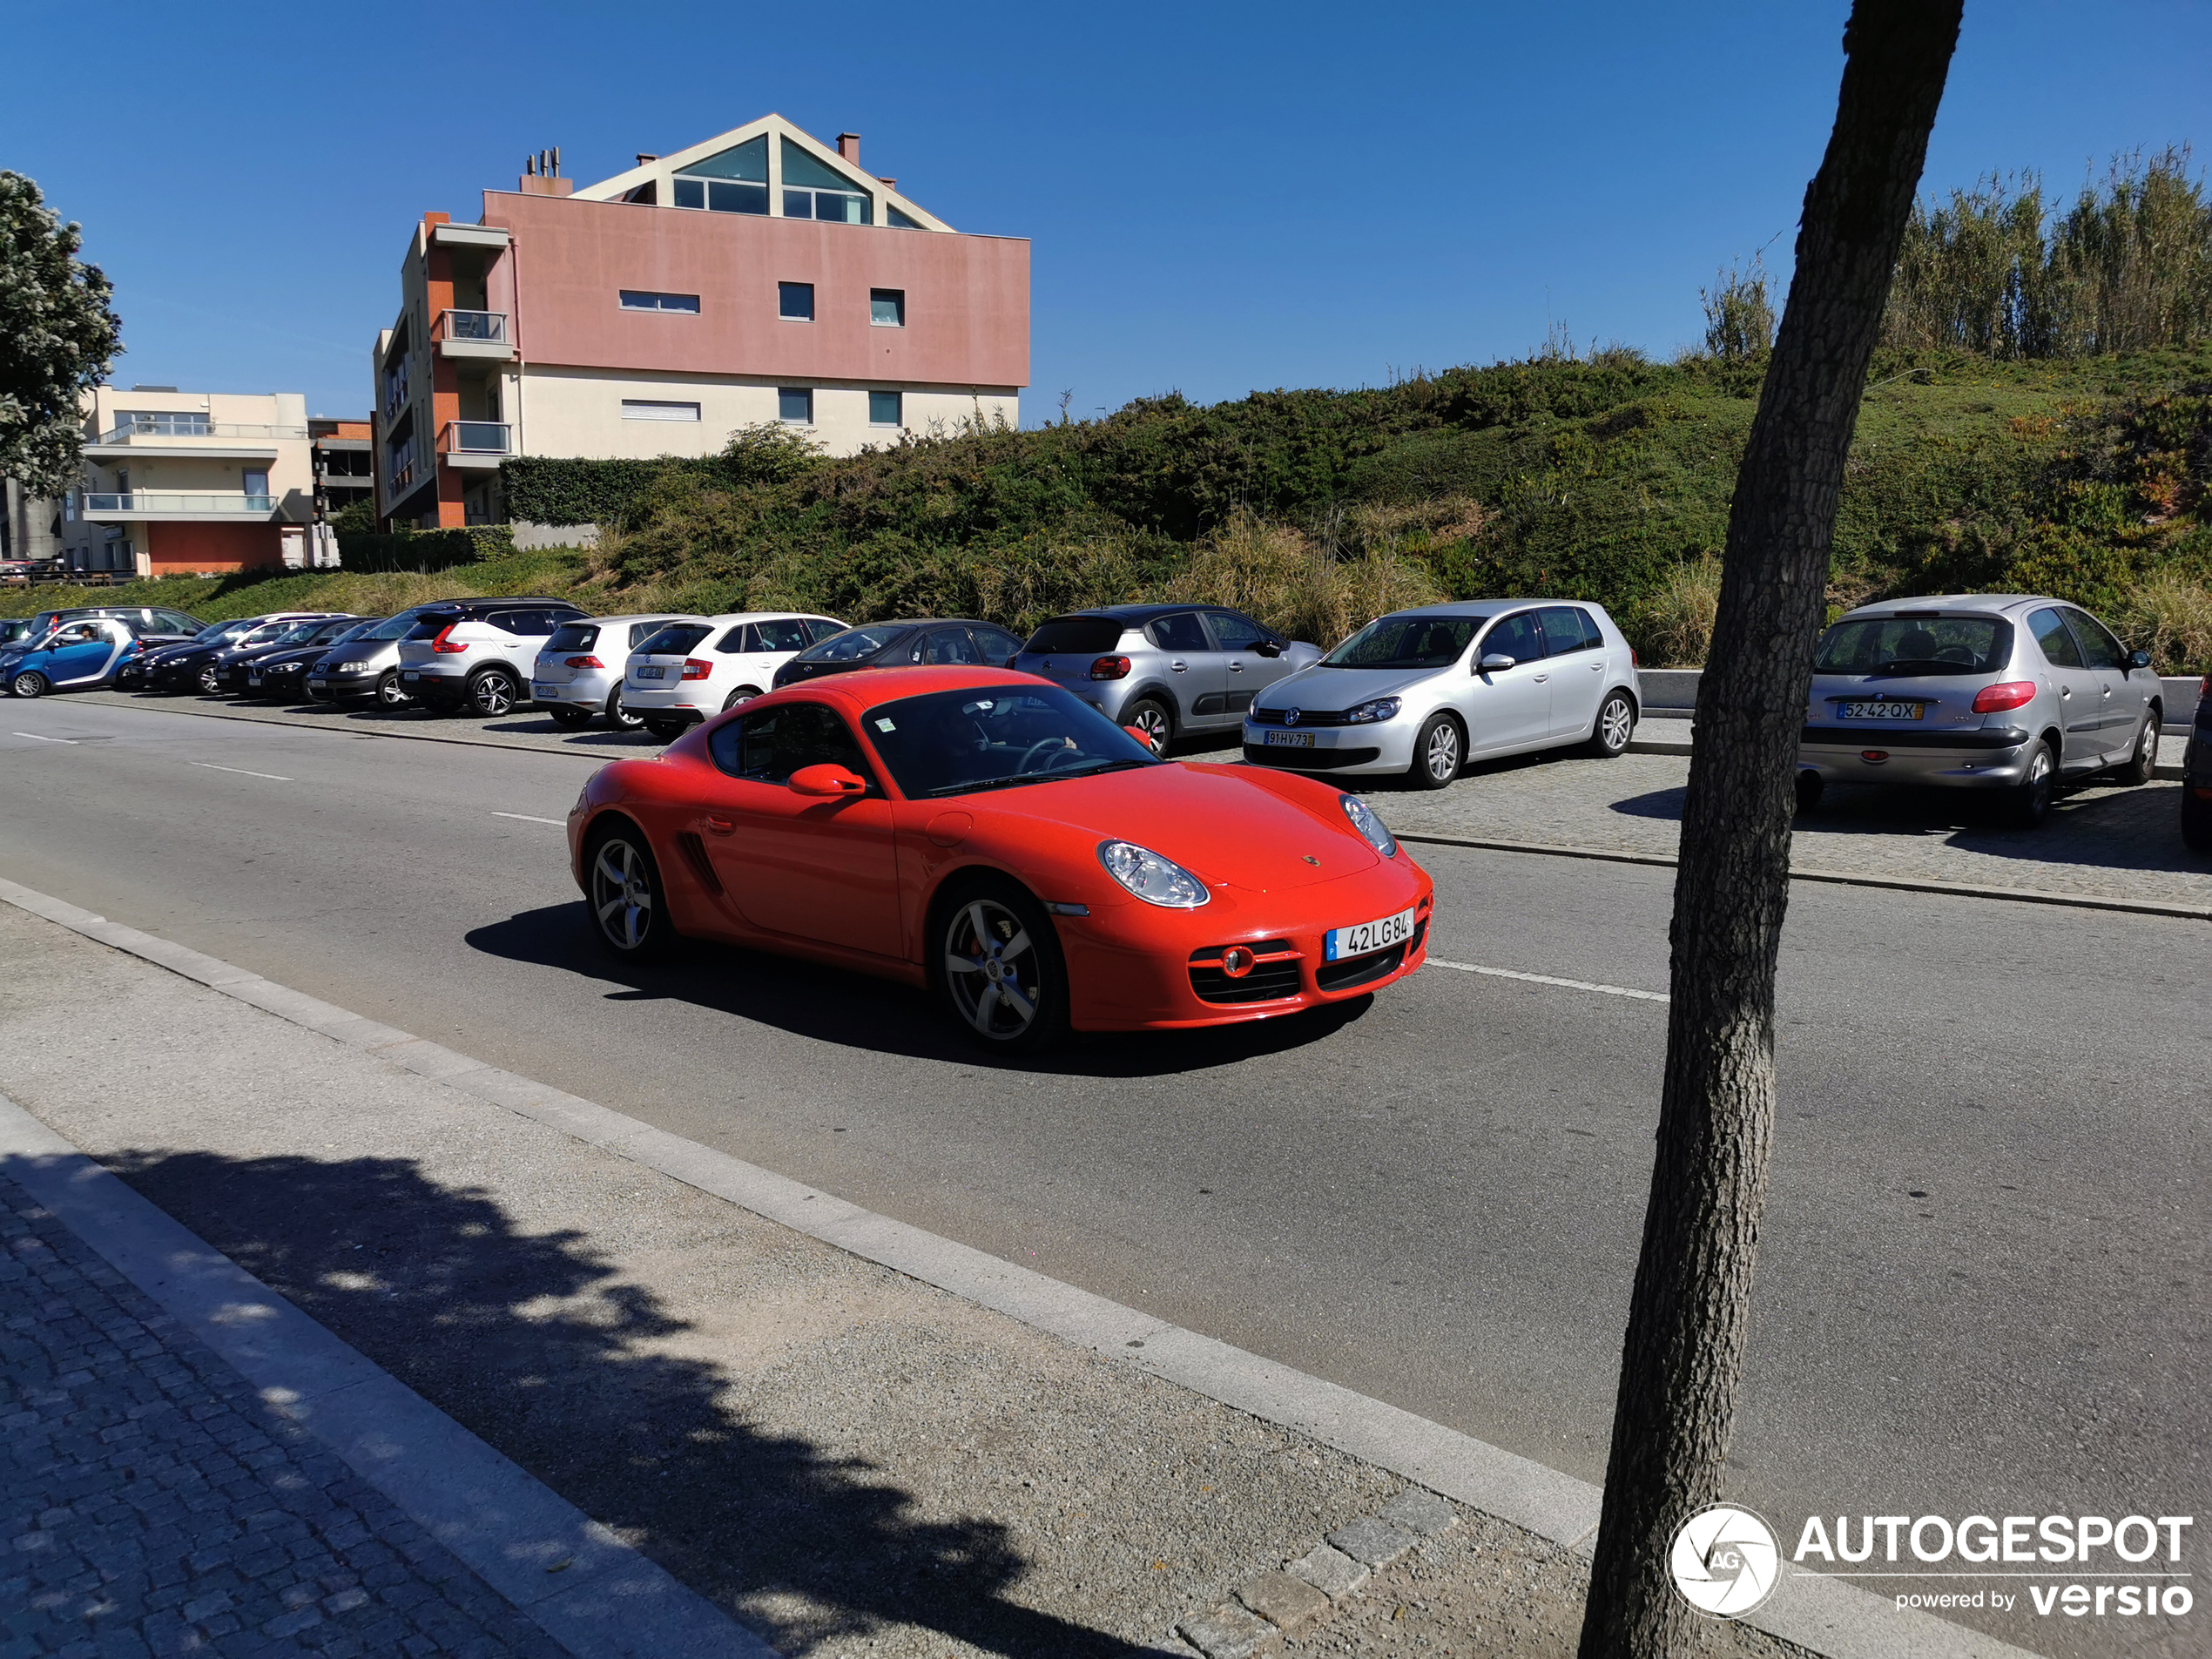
left=1533, top=672, right=1548, bottom=683
left=2060, top=687, right=2071, bottom=698
left=1170, top=660, right=1187, bottom=672
left=1590, top=661, right=1603, bottom=671
left=705, top=815, right=734, bottom=834
left=1228, top=661, right=1244, bottom=672
left=2100, top=686, right=2113, bottom=697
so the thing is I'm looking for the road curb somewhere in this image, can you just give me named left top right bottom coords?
left=1396, top=833, right=2212, bottom=922
left=0, top=873, right=2041, bottom=1659
left=66, top=690, right=620, bottom=760
left=0, top=1091, right=769, bottom=1659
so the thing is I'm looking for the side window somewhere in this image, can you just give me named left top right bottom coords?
left=1481, top=611, right=1545, bottom=664
left=921, top=628, right=981, bottom=665
left=486, top=610, right=528, bottom=637
left=1537, top=606, right=1596, bottom=655
left=1150, top=612, right=1210, bottom=652
left=2065, top=609, right=2125, bottom=670
left=971, top=626, right=1023, bottom=662
left=1209, top=611, right=1268, bottom=652
left=752, top=617, right=815, bottom=653
left=716, top=625, right=755, bottom=654
left=627, top=622, right=658, bottom=650
left=713, top=703, right=869, bottom=784
left=2027, top=608, right=2084, bottom=669
left=804, top=617, right=846, bottom=644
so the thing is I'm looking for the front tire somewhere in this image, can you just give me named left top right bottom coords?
left=10, top=671, right=48, bottom=699
left=934, top=880, right=1068, bottom=1055
left=375, top=670, right=409, bottom=709
left=547, top=705, right=591, bottom=730
left=2004, top=739, right=2056, bottom=827
left=1584, top=690, right=1635, bottom=759
left=644, top=717, right=688, bottom=742
left=1123, top=697, right=1173, bottom=756
left=2114, top=708, right=2160, bottom=787
left=585, top=824, right=676, bottom=962
left=197, top=665, right=221, bottom=695
left=1407, top=711, right=1462, bottom=790
left=2183, top=788, right=2212, bottom=855
left=605, top=688, right=645, bottom=730
left=469, top=670, right=519, bottom=718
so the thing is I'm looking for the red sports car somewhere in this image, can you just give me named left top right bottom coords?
left=566, top=666, right=1433, bottom=1051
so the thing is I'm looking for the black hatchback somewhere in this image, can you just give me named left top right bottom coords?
left=771, top=618, right=1027, bottom=690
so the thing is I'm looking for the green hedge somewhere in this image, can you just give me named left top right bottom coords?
left=336, top=524, right=512, bottom=573
left=500, top=456, right=722, bottom=526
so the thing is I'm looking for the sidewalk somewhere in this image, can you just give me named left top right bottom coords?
left=0, top=902, right=1824, bottom=1658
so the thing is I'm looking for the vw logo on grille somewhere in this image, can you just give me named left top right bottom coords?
left=1285, top=708, right=1301, bottom=726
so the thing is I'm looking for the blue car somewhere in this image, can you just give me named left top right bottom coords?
left=2, top=617, right=192, bottom=698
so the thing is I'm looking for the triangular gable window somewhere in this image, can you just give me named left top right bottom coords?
left=673, top=136, right=768, bottom=214
left=780, top=137, right=871, bottom=225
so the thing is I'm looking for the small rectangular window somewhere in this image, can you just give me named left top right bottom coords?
left=887, top=206, right=924, bottom=231
left=778, top=282, right=815, bottom=320
left=778, top=387, right=813, bottom=424
left=870, top=289, right=905, bottom=327
left=707, top=179, right=768, bottom=215
left=619, top=290, right=700, bottom=313
left=672, top=178, right=705, bottom=209
left=621, top=400, right=701, bottom=421
left=868, top=390, right=902, bottom=427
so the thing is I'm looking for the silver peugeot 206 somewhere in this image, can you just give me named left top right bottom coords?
left=1796, top=593, right=2162, bottom=825
left=1244, top=599, right=1642, bottom=788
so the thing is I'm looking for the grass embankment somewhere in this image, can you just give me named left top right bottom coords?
left=15, top=347, right=2209, bottom=670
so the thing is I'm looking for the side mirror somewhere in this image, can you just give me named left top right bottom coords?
left=1479, top=652, right=1517, bottom=673
left=2128, top=649, right=2153, bottom=670
left=790, top=763, right=867, bottom=798
left=1252, top=641, right=1283, bottom=658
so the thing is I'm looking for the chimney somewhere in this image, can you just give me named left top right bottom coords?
left=636, top=153, right=658, bottom=166
left=877, top=176, right=897, bottom=190
left=837, top=132, right=861, bottom=164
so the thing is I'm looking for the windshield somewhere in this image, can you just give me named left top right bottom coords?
left=327, top=620, right=379, bottom=644
left=637, top=623, right=712, bottom=657
left=862, top=685, right=1158, bottom=799
left=358, top=615, right=415, bottom=642
left=266, top=623, right=322, bottom=648
left=797, top=624, right=910, bottom=664
left=1815, top=617, right=2011, bottom=677
left=1321, top=615, right=1483, bottom=669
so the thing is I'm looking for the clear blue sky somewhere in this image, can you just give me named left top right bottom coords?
left=4, top=1, right=2204, bottom=423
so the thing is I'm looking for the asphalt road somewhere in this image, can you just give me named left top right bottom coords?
left=3, top=696, right=2206, bottom=1638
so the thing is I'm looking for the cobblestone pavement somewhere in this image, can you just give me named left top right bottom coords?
left=1376, top=748, right=2211, bottom=909
left=1, top=1170, right=569, bottom=1659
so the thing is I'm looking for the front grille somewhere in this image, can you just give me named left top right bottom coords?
left=1189, top=939, right=1303, bottom=1004
left=1316, top=918, right=1427, bottom=993
left=1247, top=707, right=1352, bottom=727
left=1243, top=744, right=1380, bottom=770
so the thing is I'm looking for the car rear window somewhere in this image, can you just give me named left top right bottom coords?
left=406, top=615, right=458, bottom=641
left=546, top=623, right=599, bottom=652
left=637, top=623, right=712, bottom=657
left=1815, top=616, right=2011, bottom=676
left=1023, top=616, right=1127, bottom=655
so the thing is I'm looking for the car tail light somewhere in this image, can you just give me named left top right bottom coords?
left=563, top=655, right=604, bottom=670
left=681, top=659, right=711, bottom=681
left=1089, top=655, right=1132, bottom=681
left=1630, top=647, right=1639, bottom=666
left=1972, top=680, right=2036, bottom=712
left=429, top=625, right=468, bottom=654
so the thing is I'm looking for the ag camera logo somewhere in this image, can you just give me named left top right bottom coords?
left=1671, top=1504, right=1781, bottom=1618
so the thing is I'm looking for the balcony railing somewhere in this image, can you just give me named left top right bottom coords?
left=96, top=418, right=307, bottom=444
left=82, top=492, right=276, bottom=516
left=442, top=421, right=511, bottom=455
left=434, top=309, right=509, bottom=344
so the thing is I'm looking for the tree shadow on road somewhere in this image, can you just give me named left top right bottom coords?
left=462, top=903, right=1372, bottom=1078
left=104, top=1148, right=1175, bottom=1658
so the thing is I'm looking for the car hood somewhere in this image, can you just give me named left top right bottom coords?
left=963, top=760, right=1379, bottom=894
left=250, top=645, right=331, bottom=669
left=1251, top=663, right=1446, bottom=712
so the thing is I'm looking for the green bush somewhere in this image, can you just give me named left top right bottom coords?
left=336, top=524, right=512, bottom=573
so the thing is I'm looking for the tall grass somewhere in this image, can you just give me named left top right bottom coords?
left=1154, top=512, right=1443, bottom=647
left=1639, top=556, right=1725, bottom=666
left=2115, top=570, right=2212, bottom=673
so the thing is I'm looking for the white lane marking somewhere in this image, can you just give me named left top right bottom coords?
left=192, top=762, right=293, bottom=782
left=1429, top=957, right=1669, bottom=1002
left=492, top=813, right=565, bottom=826
left=11, top=732, right=79, bottom=744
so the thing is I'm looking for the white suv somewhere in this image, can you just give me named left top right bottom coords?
left=622, top=611, right=846, bottom=740
left=395, top=598, right=590, bottom=718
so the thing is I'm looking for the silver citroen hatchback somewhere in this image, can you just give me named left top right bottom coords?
left=1796, top=594, right=2162, bottom=825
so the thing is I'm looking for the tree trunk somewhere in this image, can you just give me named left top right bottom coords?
left=1577, top=4, right=1962, bottom=1652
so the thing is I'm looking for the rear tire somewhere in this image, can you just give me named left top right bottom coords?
left=2004, top=739, right=2056, bottom=827
left=2114, top=708, right=2159, bottom=786
left=10, top=671, right=47, bottom=699
left=1407, top=711, right=1461, bottom=790
left=547, top=705, right=591, bottom=730
left=469, top=670, right=519, bottom=718
left=1123, top=698, right=1172, bottom=756
left=584, top=823, right=676, bottom=963
left=1794, top=771, right=1824, bottom=815
left=721, top=685, right=762, bottom=713
left=644, top=717, right=688, bottom=742
left=2183, top=789, right=2212, bottom=855
left=933, top=877, right=1068, bottom=1055
left=1584, top=690, right=1635, bottom=759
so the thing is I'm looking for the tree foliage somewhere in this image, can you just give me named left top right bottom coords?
left=0, top=172, right=122, bottom=496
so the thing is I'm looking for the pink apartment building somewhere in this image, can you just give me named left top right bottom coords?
left=372, top=115, right=1029, bottom=530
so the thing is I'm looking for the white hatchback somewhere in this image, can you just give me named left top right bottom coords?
left=530, top=612, right=706, bottom=732
left=622, top=611, right=847, bottom=740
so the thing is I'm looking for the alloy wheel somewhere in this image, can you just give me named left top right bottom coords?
left=198, top=666, right=220, bottom=693
left=1426, top=719, right=1460, bottom=783
left=473, top=673, right=516, bottom=718
left=376, top=671, right=408, bottom=708
left=590, top=837, right=657, bottom=953
left=1129, top=704, right=1170, bottom=754
left=10, top=671, right=46, bottom=699
left=943, top=897, right=1042, bottom=1041
left=1599, top=694, right=1633, bottom=753
left=609, top=689, right=644, bottom=729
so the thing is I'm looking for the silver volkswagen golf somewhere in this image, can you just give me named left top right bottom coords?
left=1796, top=594, right=2162, bottom=824
left=1244, top=600, right=1642, bottom=787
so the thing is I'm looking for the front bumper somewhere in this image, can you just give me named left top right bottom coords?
left=1241, top=716, right=1415, bottom=775
left=1055, top=859, right=1434, bottom=1031
left=1797, top=725, right=2034, bottom=788
left=305, top=666, right=381, bottom=701
left=245, top=665, right=311, bottom=700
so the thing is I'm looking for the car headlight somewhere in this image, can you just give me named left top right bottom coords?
left=1097, top=840, right=1210, bottom=907
left=1339, top=793, right=1399, bottom=857
left=1345, top=696, right=1401, bottom=724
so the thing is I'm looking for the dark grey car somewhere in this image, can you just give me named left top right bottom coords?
left=1013, top=604, right=1321, bottom=753
left=303, top=606, right=451, bottom=707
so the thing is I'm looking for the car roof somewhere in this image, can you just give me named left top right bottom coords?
left=563, top=612, right=713, bottom=627
left=789, top=664, right=1054, bottom=710
left=828, top=618, right=1004, bottom=633
left=1835, top=593, right=2054, bottom=619
left=672, top=611, right=840, bottom=627
left=1378, top=598, right=1605, bottom=618
left=1049, top=603, right=1253, bottom=624
left=418, top=597, right=590, bottom=617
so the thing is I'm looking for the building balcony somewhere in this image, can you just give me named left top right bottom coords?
left=80, top=492, right=278, bottom=521
left=438, top=421, right=510, bottom=469
left=434, top=310, right=514, bottom=361
left=85, top=418, right=300, bottom=461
